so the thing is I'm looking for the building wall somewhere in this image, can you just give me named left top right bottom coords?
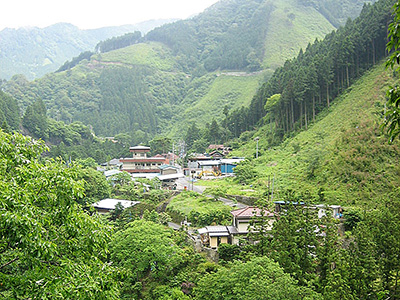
left=162, top=169, right=177, bottom=175
left=232, top=236, right=240, bottom=245
left=220, top=236, right=228, bottom=244
left=121, top=161, right=163, bottom=171
left=237, top=221, right=250, bottom=233
left=221, top=164, right=236, bottom=174
left=210, top=236, right=218, bottom=248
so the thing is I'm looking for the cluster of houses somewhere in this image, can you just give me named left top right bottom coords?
left=100, top=144, right=244, bottom=189
left=93, top=144, right=344, bottom=252
left=198, top=203, right=343, bottom=249
left=100, top=145, right=184, bottom=189
left=186, top=145, right=244, bottom=177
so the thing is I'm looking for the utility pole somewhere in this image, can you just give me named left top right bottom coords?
left=254, top=136, right=260, bottom=159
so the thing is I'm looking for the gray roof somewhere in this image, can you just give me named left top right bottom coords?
left=93, top=199, right=140, bottom=210
left=157, top=173, right=185, bottom=181
left=206, top=225, right=229, bottom=232
left=198, top=160, right=221, bottom=166
left=104, top=169, right=122, bottom=178
left=220, top=158, right=245, bottom=165
left=129, top=146, right=150, bottom=151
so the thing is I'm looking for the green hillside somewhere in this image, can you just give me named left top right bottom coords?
left=92, top=42, right=178, bottom=71
left=0, top=21, right=176, bottom=80
left=167, top=73, right=264, bottom=136
left=262, top=0, right=335, bottom=70
left=3, top=0, right=376, bottom=142
left=228, top=63, right=400, bottom=205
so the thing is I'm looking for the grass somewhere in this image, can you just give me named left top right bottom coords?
left=167, top=72, right=263, bottom=137
left=196, top=177, right=261, bottom=198
left=262, top=0, right=334, bottom=70
left=228, top=63, right=400, bottom=206
left=167, top=191, right=231, bottom=216
left=93, top=42, right=177, bottom=71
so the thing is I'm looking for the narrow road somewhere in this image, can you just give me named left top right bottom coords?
left=219, top=197, right=247, bottom=209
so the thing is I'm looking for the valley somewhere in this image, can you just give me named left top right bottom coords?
left=1, top=0, right=400, bottom=299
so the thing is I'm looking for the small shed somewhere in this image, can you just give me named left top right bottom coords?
left=198, top=226, right=230, bottom=249
left=197, top=160, right=220, bottom=171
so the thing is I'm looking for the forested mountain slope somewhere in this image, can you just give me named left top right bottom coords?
left=3, top=0, right=375, bottom=141
left=231, top=62, right=400, bottom=205
left=0, top=20, right=175, bottom=80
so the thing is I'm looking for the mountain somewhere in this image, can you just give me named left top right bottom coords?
left=230, top=62, right=400, bottom=205
left=3, top=0, right=377, bottom=141
left=0, top=20, right=176, bottom=80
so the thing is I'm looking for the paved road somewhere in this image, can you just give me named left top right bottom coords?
left=176, top=177, right=207, bottom=194
left=219, top=197, right=247, bottom=209
left=176, top=176, right=248, bottom=210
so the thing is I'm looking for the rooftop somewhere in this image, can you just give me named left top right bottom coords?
left=93, top=198, right=140, bottom=210
left=231, top=206, right=275, bottom=218
left=129, top=146, right=150, bottom=152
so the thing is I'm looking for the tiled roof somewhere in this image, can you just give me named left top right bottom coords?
left=231, top=206, right=275, bottom=218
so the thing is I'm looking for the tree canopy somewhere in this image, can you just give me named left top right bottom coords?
left=385, top=0, right=400, bottom=141
left=0, top=130, right=119, bottom=299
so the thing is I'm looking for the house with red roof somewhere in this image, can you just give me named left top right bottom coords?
left=230, top=206, right=276, bottom=245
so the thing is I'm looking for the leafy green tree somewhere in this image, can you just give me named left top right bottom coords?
left=233, top=160, right=258, bottom=185
left=109, top=220, right=184, bottom=298
left=185, top=122, right=201, bottom=150
left=385, top=0, right=400, bottom=142
left=368, top=196, right=400, bottom=298
left=150, top=135, right=172, bottom=155
left=76, top=167, right=111, bottom=205
left=22, top=99, right=48, bottom=139
left=0, top=90, right=20, bottom=131
left=269, top=201, right=318, bottom=286
left=217, top=243, right=240, bottom=262
left=194, top=256, right=322, bottom=300
left=0, top=130, right=119, bottom=299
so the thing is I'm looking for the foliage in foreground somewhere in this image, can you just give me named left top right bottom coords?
left=0, top=130, right=119, bottom=299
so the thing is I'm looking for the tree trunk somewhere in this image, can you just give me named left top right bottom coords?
left=300, top=102, right=303, bottom=129
left=372, top=40, right=375, bottom=65
left=291, top=99, right=294, bottom=130
left=326, top=84, right=330, bottom=108
left=305, top=101, right=308, bottom=130
left=312, top=95, right=315, bottom=122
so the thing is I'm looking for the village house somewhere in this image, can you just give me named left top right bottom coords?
left=198, top=225, right=239, bottom=249
left=230, top=206, right=276, bottom=244
left=198, top=206, right=276, bottom=249
left=157, top=164, right=184, bottom=189
left=120, top=146, right=168, bottom=174
left=220, top=158, right=244, bottom=174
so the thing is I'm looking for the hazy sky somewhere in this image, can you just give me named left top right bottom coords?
left=0, top=0, right=219, bottom=30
